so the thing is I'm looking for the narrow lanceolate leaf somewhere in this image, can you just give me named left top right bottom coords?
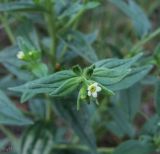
left=113, top=140, right=155, bottom=154
left=107, top=105, right=135, bottom=138
left=0, top=90, right=33, bottom=125
left=9, top=70, right=77, bottom=102
left=60, top=30, right=98, bottom=63
left=50, top=77, right=82, bottom=96
left=92, top=67, right=131, bottom=85
left=95, top=53, right=143, bottom=69
left=0, top=2, right=46, bottom=12
left=108, top=65, right=152, bottom=91
left=119, top=83, right=141, bottom=121
left=53, top=97, right=98, bottom=154
left=92, top=53, right=148, bottom=90
left=109, top=0, right=151, bottom=37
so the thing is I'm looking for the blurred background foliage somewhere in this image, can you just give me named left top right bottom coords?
left=0, top=0, right=160, bottom=154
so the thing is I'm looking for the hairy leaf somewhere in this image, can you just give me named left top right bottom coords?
left=0, top=2, right=46, bottom=12
left=108, top=65, right=152, bottom=91
left=0, top=90, right=33, bottom=125
left=50, top=77, right=82, bottom=96
left=119, top=83, right=141, bottom=121
left=113, top=140, right=155, bottom=154
left=53, top=97, right=98, bottom=154
left=109, top=0, right=151, bottom=37
left=60, top=31, right=98, bottom=63
left=107, top=105, right=135, bottom=137
left=10, top=70, right=76, bottom=102
left=95, top=53, right=143, bottom=69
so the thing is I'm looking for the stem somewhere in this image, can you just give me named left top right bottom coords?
left=52, top=144, right=114, bottom=154
left=45, top=94, right=52, bottom=121
left=131, top=28, right=160, bottom=53
left=77, top=91, right=81, bottom=111
left=45, top=0, right=57, bottom=67
left=44, top=0, right=56, bottom=121
left=0, top=14, right=15, bottom=44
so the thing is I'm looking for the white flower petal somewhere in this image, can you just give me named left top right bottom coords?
left=93, top=82, right=98, bottom=87
left=88, top=91, right=91, bottom=96
left=96, top=86, right=102, bottom=92
left=92, top=92, right=97, bottom=98
left=17, top=51, right=24, bottom=59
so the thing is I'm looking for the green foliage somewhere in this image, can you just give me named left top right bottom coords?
left=109, top=0, right=151, bottom=37
left=53, top=98, right=98, bottom=154
left=0, top=0, right=159, bottom=154
left=21, top=121, right=56, bottom=154
left=0, top=90, right=33, bottom=125
left=113, top=140, right=155, bottom=154
left=0, top=2, right=46, bottom=12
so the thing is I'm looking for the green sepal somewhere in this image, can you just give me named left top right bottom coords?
left=83, top=64, right=95, bottom=79
left=72, top=65, right=82, bottom=76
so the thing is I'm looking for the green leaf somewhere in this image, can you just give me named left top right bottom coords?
left=108, top=65, right=152, bottom=91
left=95, top=53, right=143, bottom=69
left=58, top=1, right=99, bottom=20
left=61, top=31, right=98, bottom=63
left=119, top=83, right=141, bottom=121
left=17, top=37, right=36, bottom=53
left=109, top=0, right=151, bottom=37
left=0, top=2, right=46, bottom=12
left=9, top=70, right=76, bottom=102
left=29, top=99, right=46, bottom=119
left=32, top=63, right=48, bottom=78
left=53, top=97, right=98, bottom=154
left=141, top=114, right=160, bottom=135
left=84, top=2, right=100, bottom=9
left=84, top=30, right=98, bottom=44
left=155, top=80, right=160, bottom=116
left=92, top=67, right=131, bottom=85
left=113, top=140, right=155, bottom=154
left=50, top=77, right=82, bottom=96
left=107, top=105, right=135, bottom=137
left=0, top=46, right=33, bottom=81
left=0, top=90, right=33, bottom=125
left=15, top=19, right=41, bottom=51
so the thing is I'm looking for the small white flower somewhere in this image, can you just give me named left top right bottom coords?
left=87, top=82, right=102, bottom=98
left=17, top=51, right=25, bottom=59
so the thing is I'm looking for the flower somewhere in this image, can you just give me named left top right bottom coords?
left=17, top=51, right=25, bottom=59
left=87, top=82, right=101, bottom=98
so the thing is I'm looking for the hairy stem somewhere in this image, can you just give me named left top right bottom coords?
left=45, top=94, right=52, bottom=121
left=44, top=0, right=56, bottom=121
left=45, top=0, right=57, bottom=67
